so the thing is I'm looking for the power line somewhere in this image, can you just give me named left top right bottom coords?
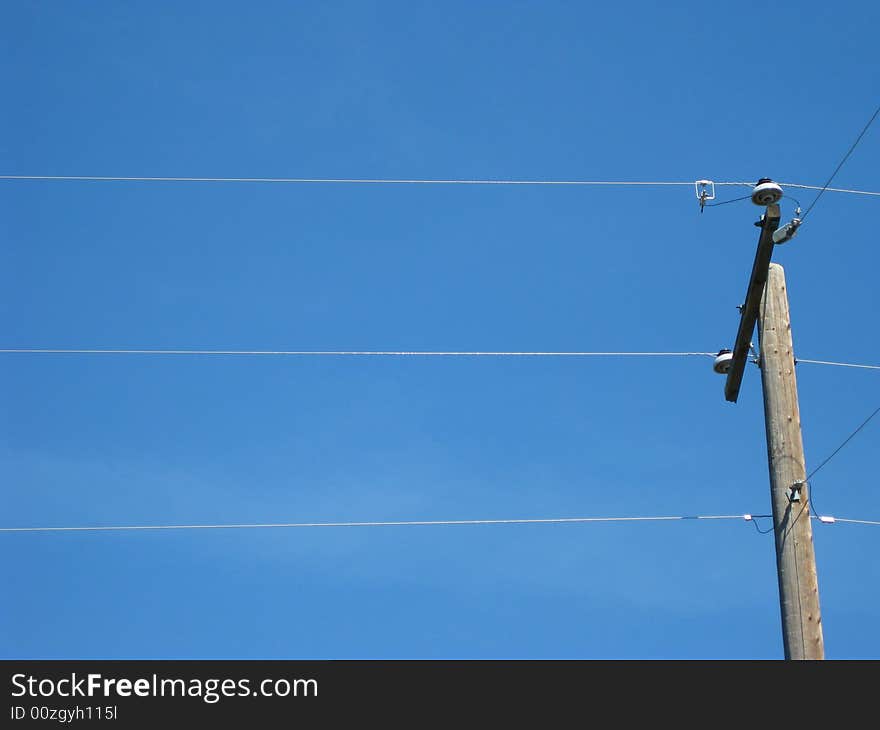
left=816, top=516, right=880, bottom=527
left=3, top=350, right=880, bottom=371
left=779, top=183, right=880, bottom=197
left=789, top=397, right=879, bottom=539
left=749, top=514, right=776, bottom=535
left=4, top=512, right=876, bottom=534
left=797, top=358, right=880, bottom=371
left=3, top=175, right=879, bottom=197
left=0, top=175, right=748, bottom=187
left=800, top=103, right=880, bottom=220
left=734, top=513, right=880, bottom=535
left=0, top=514, right=760, bottom=534
left=704, top=194, right=753, bottom=208
left=0, top=349, right=716, bottom=357
left=796, top=404, right=880, bottom=524
left=808, top=404, right=880, bottom=481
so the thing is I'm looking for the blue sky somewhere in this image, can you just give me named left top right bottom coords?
left=2, top=1, right=878, bottom=659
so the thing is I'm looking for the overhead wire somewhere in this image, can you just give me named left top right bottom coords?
left=0, top=349, right=716, bottom=358
left=2, top=175, right=878, bottom=198
left=800, top=103, right=880, bottom=220
left=779, top=183, right=880, bottom=197
left=0, top=175, right=749, bottom=187
left=703, top=194, right=752, bottom=208
left=796, top=358, right=880, bottom=371
left=0, top=513, right=764, bottom=534
left=807, top=405, right=880, bottom=482
left=822, top=517, right=880, bottom=527
left=2, top=165, right=878, bottom=542
left=789, top=403, right=880, bottom=533
left=2, top=350, right=879, bottom=371
left=2, top=513, right=876, bottom=535
left=749, top=515, right=776, bottom=535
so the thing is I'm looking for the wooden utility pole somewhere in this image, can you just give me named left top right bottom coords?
left=758, top=262, right=824, bottom=659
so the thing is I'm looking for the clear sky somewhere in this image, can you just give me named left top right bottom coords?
left=2, top=1, right=878, bottom=659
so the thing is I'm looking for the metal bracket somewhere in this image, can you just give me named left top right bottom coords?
left=695, top=180, right=715, bottom=212
left=788, top=481, right=805, bottom=503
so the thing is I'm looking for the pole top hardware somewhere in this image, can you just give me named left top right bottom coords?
left=751, top=178, right=784, bottom=206
left=695, top=180, right=715, bottom=212
left=772, top=218, right=802, bottom=245
left=713, top=349, right=734, bottom=374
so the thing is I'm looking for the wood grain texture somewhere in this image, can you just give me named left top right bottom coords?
left=758, top=263, right=824, bottom=659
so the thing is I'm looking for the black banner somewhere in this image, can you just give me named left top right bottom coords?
left=2, top=660, right=871, bottom=726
